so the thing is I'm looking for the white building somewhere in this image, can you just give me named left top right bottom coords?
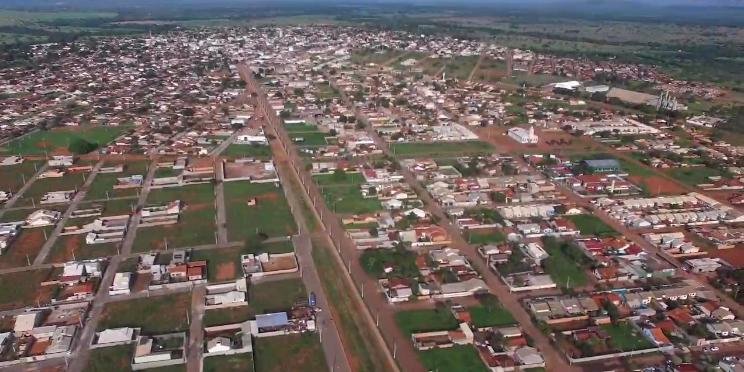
left=508, top=126, right=538, bottom=144
left=109, top=272, right=132, bottom=295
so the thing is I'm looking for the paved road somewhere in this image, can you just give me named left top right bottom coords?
left=187, top=285, right=206, bottom=372
left=121, top=162, right=158, bottom=255
left=33, top=161, right=105, bottom=264
left=243, top=70, right=353, bottom=372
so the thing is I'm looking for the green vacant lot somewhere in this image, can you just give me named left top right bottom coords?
left=250, top=278, right=306, bottom=314
left=543, top=238, right=589, bottom=289
left=602, top=322, right=654, bottom=351
left=567, top=214, right=617, bottom=237
left=18, top=172, right=87, bottom=206
left=224, top=181, right=296, bottom=241
left=204, top=353, right=254, bottom=372
left=85, top=161, right=148, bottom=200
left=86, top=345, right=133, bottom=372
left=222, top=144, right=273, bottom=159
left=395, top=308, right=459, bottom=336
left=667, top=167, right=725, bottom=187
left=254, top=334, right=327, bottom=372
left=97, top=292, right=191, bottom=334
left=134, top=184, right=216, bottom=251
left=468, top=305, right=516, bottom=328
left=419, top=345, right=488, bottom=372
left=1, top=126, right=127, bottom=155
left=0, top=160, right=43, bottom=192
left=314, top=172, right=381, bottom=215
left=0, top=268, right=54, bottom=311
left=391, top=141, right=493, bottom=158
left=203, top=305, right=254, bottom=327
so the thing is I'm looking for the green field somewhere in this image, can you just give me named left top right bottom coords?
left=0, top=268, right=54, bottom=311
left=85, top=161, right=148, bottom=200
left=395, top=308, right=459, bottom=336
left=250, top=278, right=306, bottom=314
left=254, top=334, right=327, bottom=372
left=97, top=292, right=191, bottom=334
left=291, top=131, right=328, bottom=146
left=391, top=141, right=493, bottom=158
left=465, top=230, right=506, bottom=245
left=312, top=236, right=386, bottom=372
left=601, top=323, right=654, bottom=351
left=443, top=55, right=480, bottom=80
left=468, top=305, right=516, bottom=328
left=314, top=172, right=381, bottom=215
left=204, top=354, right=254, bottom=372
left=543, top=238, right=590, bottom=289
left=18, top=172, right=88, bottom=206
left=86, top=345, right=133, bottom=372
left=0, top=160, right=43, bottom=192
left=222, top=144, right=273, bottom=159
left=419, top=345, right=488, bottom=372
left=47, top=235, right=118, bottom=263
left=1, top=126, right=127, bottom=155
left=567, top=214, right=617, bottom=237
left=134, top=184, right=216, bottom=251
left=203, top=306, right=254, bottom=327
left=224, top=181, right=296, bottom=241
left=667, top=167, right=725, bottom=187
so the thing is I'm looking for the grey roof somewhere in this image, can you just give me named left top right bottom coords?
left=255, top=312, right=289, bottom=329
left=583, top=159, right=621, bottom=169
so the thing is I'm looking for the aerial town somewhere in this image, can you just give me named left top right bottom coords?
left=0, top=21, right=743, bottom=372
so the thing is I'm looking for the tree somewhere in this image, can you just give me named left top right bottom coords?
left=68, top=137, right=98, bottom=155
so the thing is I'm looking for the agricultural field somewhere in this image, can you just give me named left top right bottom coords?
left=0, top=268, right=56, bottom=311
left=391, top=141, right=493, bottom=158
left=249, top=277, right=307, bottom=314
left=314, top=172, right=381, bottom=215
left=0, top=126, right=128, bottom=155
left=190, top=240, right=294, bottom=282
left=395, top=308, right=459, bottom=337
left=419, top=345, right=488, bottom=372
left=221, top=144, right=272, bottom=159
left=224, top=181, right=296, bottom=241
left=254, top=334, right=327, bottom=372
left=97, top=292, right=191, bottom=334
left=133, top=183, right=216, bottom=251
left=85, top=161, right=149, bottom=200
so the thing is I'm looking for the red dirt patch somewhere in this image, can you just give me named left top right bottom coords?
left=0, top=228, right=47, bottom=269
left=215, top=262, right=237, bottom=282
left=629, top=176, right=686, bottom=196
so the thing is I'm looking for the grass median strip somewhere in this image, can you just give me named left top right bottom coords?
left=311, top=236, right=388, bottom=372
